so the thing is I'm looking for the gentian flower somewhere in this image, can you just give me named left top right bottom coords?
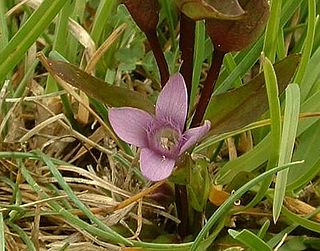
left=109, top=74, right=211, bottom=181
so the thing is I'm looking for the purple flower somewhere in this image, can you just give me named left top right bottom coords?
left=109, top=74, right=211, bottom=181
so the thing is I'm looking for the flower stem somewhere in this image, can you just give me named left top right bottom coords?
left=190, top=49, right=225, bottom=127
left=179, top=13, right=195, bottom=99
left=146, top=31, right=169, bottom=87
left=175, top=184, right=189, bottom=238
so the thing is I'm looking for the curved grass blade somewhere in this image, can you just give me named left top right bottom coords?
left=294, top=0, right=317, bottom=88
left=0, top=0, right=67, bottom=85
left=228, top=229, right=272, bottom=251
left=35, top=150, right=132, bottom=245
left=0, top=213, right=4, bottom=251
left=273, top=84, right=300, bottom=222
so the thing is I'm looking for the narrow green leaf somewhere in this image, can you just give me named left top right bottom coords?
left=228, top=229, right=272, bottom=251
left=0, top=2, right=8, bottom=52
left=294, top=0, right=317, bottom=87
left=273, top=84, right=300, bottom=222
left=262, top=54, right=282, bottom=172
left=282, top=207, right=320, bottom=234
left=263, top=0, right=282, bottom=62
left=35, top=150, right=132, bottom=246
left=0, top=213, right=4, bottom=251
left=90, top=0, right=117, bottom=43
left=190, top=20, right=205, bottom=110
left=7, top=222, right=36, bottom=251
left=46, top=0, right=75, bottom=93
left=0, top=0, right=67, bottom=85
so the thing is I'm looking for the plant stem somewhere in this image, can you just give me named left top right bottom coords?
left=191, top=49, right=225, bottom=127
left=146, top=31, right=169, bottom=87
left=175, top=184, right=189, bottom=238
left=179, top=13, right=195, bottom=99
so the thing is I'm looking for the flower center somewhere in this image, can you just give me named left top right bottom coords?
left=155, top=128, right=180, bottom=152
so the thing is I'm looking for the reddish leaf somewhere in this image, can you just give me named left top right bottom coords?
left=43, top=58, right=155, bottom=114
left=206, top=0, right=269, bottom=52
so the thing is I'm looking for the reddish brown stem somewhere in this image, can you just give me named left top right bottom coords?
left=146, top=31, right=169, bottom=87
left=179, top=13, right=195, bottom=99
left=191, top=49, right=225, bottom=128
left=175, top=184, right=189, bottom=238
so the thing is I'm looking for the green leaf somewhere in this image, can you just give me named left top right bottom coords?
left=204, top=54, right=301, bottom=135
left=176, top=0, right=245, bottom=21
left=273, top=84, right=300, bottom=223
left=191, top=160, right=303, bottom=251
left=41, top=57, right=155, bottom=113
left=228, top=229, right=272, bottom=251
left=0, top=0, right=67, bottom=85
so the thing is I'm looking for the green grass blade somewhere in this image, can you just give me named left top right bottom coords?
left=161, top=0, right=178, bottom=51
left=0, top=0, right=67, bottom=85
left=215, top=0, right=302, bottom=94
left=90, top=0, right=117, bottom=43
left=224, top=53, right=242, bottom=87
left=0, top=213, right=4, bottom=251
left=263, top=55, right=282, bottom=170
left=257, top=220, right=271, bottom=239
left=191, top=161, right=303, bottom=251
left=228, top=229, right=272, bottom=251
left=18, top=160, right=133, bottom=246
left=35, top=150, right=132, bottom=245
left=273, top=84, right=300, bottom=222
left=7, top=222, right=36, bottom=251
left=263, top=0, right=282, bottom=62
left=46, top=0, right=75, bottom=93
left=282, top=207, right=320, bottom=234
left=296, top=0, right=317, bottom=99
left=190, top=20, right=205, bottom=110
left=0, top=2, right=8, bottom=51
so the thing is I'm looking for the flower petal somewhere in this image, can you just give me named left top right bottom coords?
left=109, top=107, right=153, bottom=147
left=156, top=73, right=187, bottom=131
left=179, top=120, right=211, bottom=154
left=140, top=148, right=175, bottom=181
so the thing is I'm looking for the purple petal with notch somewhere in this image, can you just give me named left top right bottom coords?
left=109, top=107, right=153, bottom=147
left=156, top=73, right=187, bottom=131
left=140, top=148, right=176, bottom=181
left=179, top=120, right=211, bottom=154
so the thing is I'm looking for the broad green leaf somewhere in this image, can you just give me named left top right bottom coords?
left=176, top=0, right=245, bottom=21
left=41, top=57, right=155, bottom=113
left=228, top=229, right=272, bottom=251
left=204, top=54, right=301, bottom=135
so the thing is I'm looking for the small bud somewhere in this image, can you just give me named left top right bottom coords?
left=176, top=0, right=245, bottom=21
left=206, top=0, right=269, bottom=52
left=123, top=0, right=160, bottom=33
